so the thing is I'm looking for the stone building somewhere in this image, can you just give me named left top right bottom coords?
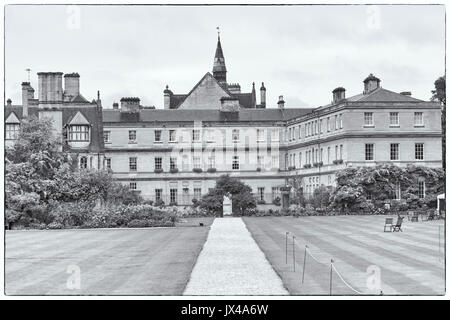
left=5, top=36, right=442, bottom=208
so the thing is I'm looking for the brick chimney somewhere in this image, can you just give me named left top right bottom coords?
left=277, top=95, right=285, bottom=109
left=64, top=73, right=80, bottom=101
left=21, top=82, right=34, bottom=118
left=164, top=85, right=172, bottom=109
left=332, top=87, right=346, bottom=103
left=112, top=102, right=119, bottom=110
left=120, top=97, right=140, bottom=112
left=6, top=99, right=12, bottom=106
left=363, top=74, right=381, bottom=94
left=37, top=72, right=63, bottom=103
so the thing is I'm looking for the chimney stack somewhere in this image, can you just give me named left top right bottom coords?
left=277, top=95, right=285, bottom=109
left=113, top=102, right=119, bottom=110
left=260, top=82, right=266, bottom=108
left=64, top=73, right=80, bottom=101
left=38, top=72, right=63, bottom=103
left=164, top=85, right=172, bottom=109
left=21, top=82, right=34, bottom=118
left=6, top=99, right=12, bottom=106
left=363, top=73, right=381, bottom=94
left=120, top=97, right=140, bottom=112
left=332, top=87, right=346, bottom=103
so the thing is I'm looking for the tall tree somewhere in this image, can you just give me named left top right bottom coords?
left=431, top=76, right=446, bottom=170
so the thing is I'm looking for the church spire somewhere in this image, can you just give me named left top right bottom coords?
left=213, top=27, right=227, bottom=85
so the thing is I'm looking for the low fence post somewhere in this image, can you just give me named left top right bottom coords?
left=302, top=245, right=307, bottom=284
left=285, top=232, right=289, bottom=264
left=292, top=235, right=296, bottom=272
left=329, top=259, right=334, bottom=295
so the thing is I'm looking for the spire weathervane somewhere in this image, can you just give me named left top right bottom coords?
left=217, top=26, right=220, bottom=40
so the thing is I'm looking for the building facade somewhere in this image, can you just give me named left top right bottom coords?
left=5, top=36, right=442, bottom=208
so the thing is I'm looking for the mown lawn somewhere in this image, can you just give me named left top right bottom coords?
left=5, top=217, right=214, bottom=295
left=243, top=216, right=445, bottom=295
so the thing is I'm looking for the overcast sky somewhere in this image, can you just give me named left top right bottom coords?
left=5, top=4, right=445, bottom=109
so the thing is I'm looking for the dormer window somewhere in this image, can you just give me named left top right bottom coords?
left=5, top=123, right=20, bottom=140
left=69, top=125, right=89, bottom=141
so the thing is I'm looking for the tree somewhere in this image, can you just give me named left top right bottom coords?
left=431, top=76, right=445, bottom=170
left=199, top=175, right=256, bottom=216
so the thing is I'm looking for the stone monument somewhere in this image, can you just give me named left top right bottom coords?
left=223, top=195, right=232, bottom=216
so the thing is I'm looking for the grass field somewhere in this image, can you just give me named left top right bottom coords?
left=243, top=216, right=445, bottom=295
left=5, top=217, right=214, bottom=295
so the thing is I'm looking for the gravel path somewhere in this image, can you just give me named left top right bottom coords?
left=183, top=217, right=288, bottom=295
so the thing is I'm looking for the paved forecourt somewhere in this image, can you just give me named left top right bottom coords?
left=244, top=216, right=445, bottom=295
left=184, top=217, right=288, bottom=295
left=5, top=218, right=214, bottom=295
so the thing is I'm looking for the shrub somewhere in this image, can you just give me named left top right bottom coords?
left=257, top=199, right=266, bottom=205
left=199, top=175, right=256, bottom=216
left=272, top=196, right=281, bottom=206
left=49, top=201, right=93, bottom=227
left=192, top=168, right=203, bottom=173
left=288, top=166, right=296, bottom=171
left=303, top=164, right=312, bottom=168
left=170, top=168, right=179, bottom=173
left=154, top=198, right=165, bottom=208
left=154, top=169, right=164, bottom=173
left=207, top=168, right=217, bottom=173
left=47, top=221, right=64, bottom=229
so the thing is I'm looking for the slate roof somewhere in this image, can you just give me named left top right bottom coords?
left=103, top=108, right=314, bottom=124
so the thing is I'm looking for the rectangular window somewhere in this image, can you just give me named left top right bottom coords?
left=339, top=114, right=343, bottom=129
left=193, top=156, right=201, bottom=169
left=390, top=112, right=399, bottom=126
left=270, top=129, right=279, bottom=141
left=154, top=130, right=162, bottom=142
left=169, top=130, right=176, bottom=142
left=414, top=112, right=424, bottom=126
left=105, top=158, right=111, bottom=170
left=298, top=125, right=302, bottom=139
left=170, top=157, right=177, bottom=170
left=365, top=144, right=374, bottom=161
left=208, top=152, right=215, bottom=169
left=319, top=119, right=323, bottom=133
left=271, top=155, right=278, bottom=169
left=232, top=129, right=239, bottom=142
left=80, top=156, right=88, bottom=169
left=272, top=187, right=280, bottom=201
left=191, top=130, right=200, bottom=142
left=335, top=145, right=338, bottom=161
left=257, top=129, right=265, bottom=141
left=128, top=130, right=136, bottom=142
left=415, top=143, right=424, bottom=160
left=418, top=180, right=425, bottom=199
left=340, top=145, right=343, bottom=160
left=5, top=123, right=20, bottom=140
left=364, top=112, right=374, bottom=126
left=257, top=155, right=264, bottom=168
left=390, top=143, right=399, bottom=160
left=154, top=157, right=162, bottom=170
left=155, top=189, right=162, bottom=201
left=129, top=157, right=137, bottom=171
left=335, top=115, right=338, bottom=131
left=194, top=188, right=202, bottom=200
left=327, top=117, right=330, bottom=132
left=103, top=131, right=111, bottom=143
left=257, top=187, right=265, bottom=201
left=129, top=182, right=137, bottom=190
left=69, top=125, right=89, bottom=141
left=232, top=155, right=240, bottom=170
left=170, top=189, right=178, bottom=203
left=327, top=147, right=330, bottom=164
left=299, top=152, right=302, bottom=167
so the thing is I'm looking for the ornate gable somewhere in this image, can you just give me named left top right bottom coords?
left=178, top=73, right=231, bottom=110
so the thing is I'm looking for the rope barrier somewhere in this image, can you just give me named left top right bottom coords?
left=331, top=263, right=365, bottom=295
left=305, top=247, right=327, bottom=265
left=286, top=231, right=373, bottom=295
